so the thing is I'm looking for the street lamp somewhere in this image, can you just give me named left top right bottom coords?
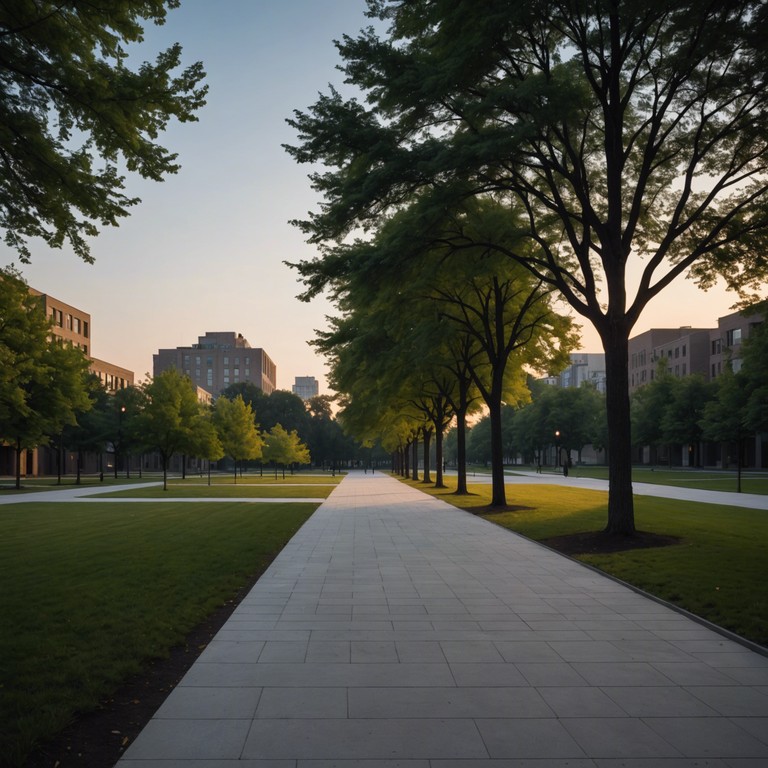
left=554, top=430, right=560, bottom=470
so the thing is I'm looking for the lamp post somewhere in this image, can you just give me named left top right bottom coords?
left=554, top=430, right=560, bottom=471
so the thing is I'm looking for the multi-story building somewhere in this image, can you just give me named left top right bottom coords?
left=628, top=327, right=713, bottom=394
left=30, top=288, right=134, bottom=393
left=544, top=353, right=607, bottom=392
left=710, top=309, right=765, bottom=379
left=153, top=331, right=276, bottom=396
left=1, top=288, right=135, bottom=478
left=292, top=376, right=319, bottom=400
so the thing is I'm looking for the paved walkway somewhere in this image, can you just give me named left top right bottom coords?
left=115, top=471, right=768, bottom=766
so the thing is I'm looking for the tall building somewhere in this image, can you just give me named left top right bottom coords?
left=153, top=331, right=276, bottom=396
left=292, top=376, right=319, bottom=400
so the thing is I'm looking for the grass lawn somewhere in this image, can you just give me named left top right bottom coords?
left=0, top=499, right=316, bottom=765
left=409, top=478, right=768, bottom=649
left=93, top=483, right=336, bottom=499
left=503, top=465, right=768, bottom=495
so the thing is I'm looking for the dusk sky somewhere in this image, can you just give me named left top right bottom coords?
left=5, top=0, right=745, bottom=393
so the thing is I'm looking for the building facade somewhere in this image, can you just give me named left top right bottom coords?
left=544, top=353, right=607, bottom=392
left=628, top=327, right=713, bottom=394
left=1, top=288, right=135, bottom=478
left=153, top=331, right=277, bottom=396
left=292, top=376, right=319, bottom=400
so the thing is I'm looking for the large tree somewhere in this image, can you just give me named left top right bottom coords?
left=286, top=0, right=768, bottom=535
left=0, top=1, right=207, bottom=263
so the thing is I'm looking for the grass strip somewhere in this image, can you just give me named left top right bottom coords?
left=0, top=500, right=316, bottom=765
left=502, top=465, right=768, bottom=495
left=93, top=484, right=335, bottom=499
left=409, top=479, right=768, bottom=649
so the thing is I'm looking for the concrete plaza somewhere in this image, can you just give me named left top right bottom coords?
left=115, top=471, right=768, bottom=767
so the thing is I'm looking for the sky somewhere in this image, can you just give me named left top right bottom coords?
left=5, top=0, right=748, bottom=393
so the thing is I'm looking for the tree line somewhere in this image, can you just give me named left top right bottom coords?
left=285, top=0, right=768, bottom=535
left=450, top=318, right=767, bottom=485
left=0, top=269, right=368, bottom=489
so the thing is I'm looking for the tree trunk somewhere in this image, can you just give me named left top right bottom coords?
left=488, top=390, right=507, bottom=507
left=455, top=407, right=469, bottom=494
left=422, top=428, right=432, bottom=483
left=14, top=437, right=22, bottom=490
left=602, top=329, right=635, bottom=535
left=434, top=422, right=445, bottom=488
left=404, top=443, right=410, bottom=478
left=411, top=437, right=419, bottom=481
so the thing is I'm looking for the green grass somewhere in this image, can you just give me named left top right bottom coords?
left=93, top=483, right=336, bottom=499
left=503, top=465, right=768, bottom=495
left=0, top=500, right=316, bottom=765
left=409, top=478, right=768, bottom=649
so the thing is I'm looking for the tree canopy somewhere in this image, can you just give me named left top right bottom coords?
left=0, top=1, right=207, bottom=263
left=286, top=0, right=768, bottom=534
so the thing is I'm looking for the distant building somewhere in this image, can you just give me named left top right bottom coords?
left=2, top=287, right=135, bottom=478
left=30, top=288, right=134, bottom=392
left=543, top=353, right=606, bottom=393
left=153, top=331, right=276, bottom=396
left=292, top=376, right=319, bottom=400
left=627, top=327, right=713, bottom=394
left=710, top=309, right=765, bottom=379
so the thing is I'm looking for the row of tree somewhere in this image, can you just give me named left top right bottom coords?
left=285, top=0, right=768, bottom=535
left=452, top=318, right=767, bottom=482
left=1, top=268, right=373, bottom=487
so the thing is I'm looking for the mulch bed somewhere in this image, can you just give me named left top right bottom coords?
left=539, top=529, right=681, bottom=555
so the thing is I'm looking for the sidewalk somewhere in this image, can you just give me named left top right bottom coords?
left=118, top=472, right=768, bottom=766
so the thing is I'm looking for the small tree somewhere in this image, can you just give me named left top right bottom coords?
left=212, top=395, right=263, bottom=483
left=138, top=369, right=200, bottom=490
left=263, top=423, right=311, bottom=479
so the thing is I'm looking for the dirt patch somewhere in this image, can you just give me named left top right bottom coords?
left=540, top=529, right=681, bottom=555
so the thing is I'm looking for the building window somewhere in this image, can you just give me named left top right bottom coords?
left=66, top=313, right=72, bottom=330
left=674, top=347, right=679, bottom=358
left=83, top=321, right=89, bottom=338
left=245, top=368, right=250, bottom=377
left=207, top=370, right=213, bottom=387
left=682, top=344, right=687, bottom=357
left=223, top=357, right=229, bottom=365
left=195, top=368, right=201, bottom=379
left=726, top=328, right=742, bottom=346
left=712, top=339, right=721, bottom=354
left=206, top=356, right=213, bottom=366
left=73, top=317, right=80, bottom=333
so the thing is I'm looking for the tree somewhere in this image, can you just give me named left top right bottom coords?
left=212, top=394, right=263, bottom=483
left=739, top=310, right=768, bottom=434
left=286, top=0, right=768, bottom=535
left=262, top=423, right=311, bottom=478
left=0, top=2, right=207, bottom=263
left=700, top=366, right=750, bottom=491
left=187, top=408, right=224, bottom=485
left=0, top=268, right=91, bottom=487
left=138, top=369, right=200, bottom=490
left=660, top=375, right=714, bottom=467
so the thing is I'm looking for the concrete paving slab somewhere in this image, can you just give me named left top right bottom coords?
left=116, top=471, right=768, bottom=765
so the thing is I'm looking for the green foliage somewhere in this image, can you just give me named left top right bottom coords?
left=0, top=1, right=207, bottom=262
left=286, top=0, right=768, bottom=532
left=262, top=423, right=311, bottom=474
left=0, top=268, right=92, bottom=485
left=137, top=369, right=201, bottom=487
left=212, top=394, right=263, bottom=481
